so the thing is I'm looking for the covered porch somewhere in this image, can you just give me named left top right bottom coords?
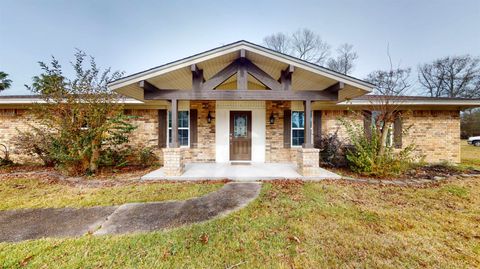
left=141, top=162, right=341, bottom=181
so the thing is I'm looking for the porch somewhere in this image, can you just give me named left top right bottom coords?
left=141, top=162, right=342, bottom=181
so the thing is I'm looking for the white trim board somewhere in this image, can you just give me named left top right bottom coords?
left=215, top=101, right=266, bottom=163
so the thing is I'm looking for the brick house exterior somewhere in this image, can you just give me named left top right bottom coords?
left=1, top=41, right=479, bottom=176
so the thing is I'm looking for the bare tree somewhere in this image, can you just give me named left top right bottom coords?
left=326, top=43, right=359, bottom=75
left=291, top=28, right=330, bottom=65
left=461, top=109, right=480, bottom=138
left=365, top=51, right=412, bottom=156
left=418, top=55, right=480, bottom=98
left=263, top=32, right=290, bottom=54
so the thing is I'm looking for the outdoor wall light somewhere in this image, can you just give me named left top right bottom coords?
left=269, top=112, right=275, bottom=124
left=207, top=111, right=212, bottom=123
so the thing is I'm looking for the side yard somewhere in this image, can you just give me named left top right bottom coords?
left=1, top=178, right=479, bottom=268
left=462, top=140, right=480, bottom=169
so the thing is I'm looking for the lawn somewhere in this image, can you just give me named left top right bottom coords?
left=1, top=178, right=479, bottom=268
left=461, top=140, right=480, bottom=169
left=0, top=178, right=222, bottom=210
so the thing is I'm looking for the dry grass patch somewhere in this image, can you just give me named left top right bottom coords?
left=0, top=178, right=223, bottom=210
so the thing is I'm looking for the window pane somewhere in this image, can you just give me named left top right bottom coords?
left=168, top=111, right=172, bottom=128
left=168, top=129, right=172, bottom=143
left=168, top=111, right=189, bottom=128
left=178, top=111, right=189, bottom=128
left=292, top=129, right=304, bottom=146
left=292, top=111, right=305, bottom=128
left=178, top=129, right=189, bottom=146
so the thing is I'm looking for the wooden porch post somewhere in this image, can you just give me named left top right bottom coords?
left=170, top=99, right=179, bottom=148
left=303, top=99, right=313, bottom=148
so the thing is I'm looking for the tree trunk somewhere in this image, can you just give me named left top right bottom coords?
left=89, top=136, right=101, bottom=173
left=378, top=122, right=391, bottom=156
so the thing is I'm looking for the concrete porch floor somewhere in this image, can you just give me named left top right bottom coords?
left=141, top=163, right=342, bottom=181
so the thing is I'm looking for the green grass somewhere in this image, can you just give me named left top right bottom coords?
left=0, top=179, right=222, bottom=210
left=1, top=178, right=480, bottom=268
left=462, top=139, right=480, bottom=169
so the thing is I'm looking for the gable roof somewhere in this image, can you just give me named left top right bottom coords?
left=108, top=40, right=374, bottom=101
left=109, top=40, right=374, bottom=90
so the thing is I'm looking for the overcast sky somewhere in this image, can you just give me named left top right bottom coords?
left=1, top=0, right=479, bottom=95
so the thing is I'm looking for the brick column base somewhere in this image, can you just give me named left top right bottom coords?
left=163, top=148, right=184, bottom=176
left=297, top=148, right=320, bottom=176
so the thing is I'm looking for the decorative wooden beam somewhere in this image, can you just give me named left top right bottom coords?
left=240, top=49, right=246, bottom=58
left=237, top=58, right=248, bottom=90
left=244, top=60, right=282, bottom=90
left=280, top=65, right=294, bottom=91
left=191, top=64, right=203, bottom=91
left=202, top=60, right=240, bottom=90
left=144, top=88, right=338, bottom=101
left=138, top=80, right=160, bottom=94
left=324, top=82, right=344, bottom=95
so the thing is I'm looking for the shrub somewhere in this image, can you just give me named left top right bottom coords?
left=318, top=131, right=348, bottom=167
left=13, top=127, right=56, bottom=166
left=98, top=147, right=132, bottom=168
left=341, top=119, right=416, bottom=177
left=0, top=144, right=14, bottom=166
left=98, top=145, right=158, bottom=168
left=136, top=146, right=158, bottom=167
left=25, top=50, right=136, bottom=175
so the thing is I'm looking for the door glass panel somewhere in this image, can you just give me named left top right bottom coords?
left=234, top=114, right=247, bottom=138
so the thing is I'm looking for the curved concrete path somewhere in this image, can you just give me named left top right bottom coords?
left=0, top=182, right=261, bottom=242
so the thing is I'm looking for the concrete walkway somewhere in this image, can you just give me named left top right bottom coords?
left=142, top=163, right=342, bottom=181
left=0, top=182, right=261, bottom=242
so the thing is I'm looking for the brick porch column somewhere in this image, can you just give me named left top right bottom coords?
left=163, top=148, right=184, bottom=176
left=297, top=148, right=320, bottom=176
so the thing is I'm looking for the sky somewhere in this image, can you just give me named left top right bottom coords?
left=1, top=0, right=479, bottom=95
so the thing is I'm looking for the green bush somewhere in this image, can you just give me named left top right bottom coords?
left=136, top=146, right=158, bottom=167
left=341, top=119, right=416, bottom=177
left=98, top=147, right=132, bottom=168
left=98, top=145, right=158, bottom=168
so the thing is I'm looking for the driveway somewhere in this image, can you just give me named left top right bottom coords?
left=0, top=182, right=261, bottom=242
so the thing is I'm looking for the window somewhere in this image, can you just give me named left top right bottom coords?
left=291, top=111, right=305, bottom=146
left=168, top=110, right=189, bottom=147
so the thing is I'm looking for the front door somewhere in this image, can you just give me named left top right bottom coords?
left=229, top=111, right=252, bottom=161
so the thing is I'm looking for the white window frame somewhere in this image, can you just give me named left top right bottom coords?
left=167, top=110, right=190, bottom=148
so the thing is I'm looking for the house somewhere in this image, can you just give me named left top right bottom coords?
left=1, top=40, right=480, bottom=177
